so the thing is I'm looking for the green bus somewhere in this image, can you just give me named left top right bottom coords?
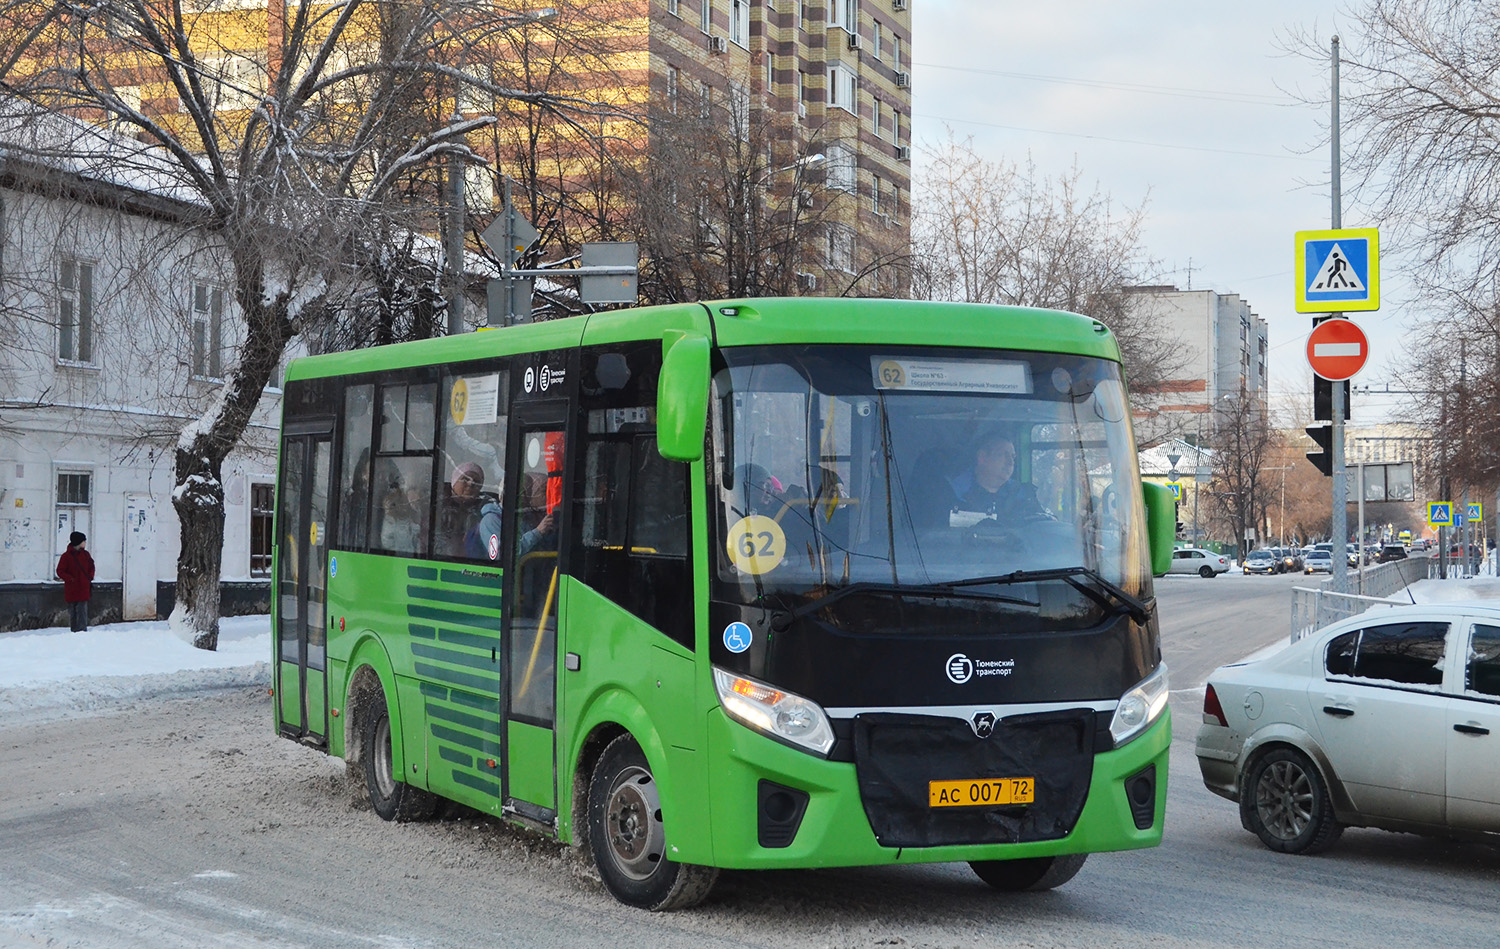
left=273, top=298, right=1176, bottom=910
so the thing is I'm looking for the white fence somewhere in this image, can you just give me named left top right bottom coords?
left=1289, top=556, right=1431, bottom=642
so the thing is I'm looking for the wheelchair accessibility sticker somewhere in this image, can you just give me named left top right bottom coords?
left=723, top=622, right=753, bottom=654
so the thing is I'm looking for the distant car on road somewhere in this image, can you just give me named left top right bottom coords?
left=1276, top=547, right=1304, bottom=572
left=1377, top=544, right=1408, bottom=563
left=1304, top=550, right=1333, bottom=574
left=1244, top=549, right=1280, bottom=575
left=1170, top=547, right=1230, bottom=578
left=1197, top=604, right=1500, bottom=854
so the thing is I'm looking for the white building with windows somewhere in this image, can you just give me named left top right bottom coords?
left=1126, top=286, right=1270, bottom=447
left=0, top=139, right=283, bottom=630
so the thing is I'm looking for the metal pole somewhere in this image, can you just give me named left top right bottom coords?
left=501, top=176, right=515, bottom=326
left=446, top=116, right=467, bottom=336
left=1357, top=463, right=1365, bottom=595
left=1329, top=35, right=1349, bottom=594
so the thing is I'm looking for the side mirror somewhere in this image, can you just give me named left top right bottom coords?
left=1140, top=482, right=1176, bottom=577
left=657, top=330, right=711, bottom=462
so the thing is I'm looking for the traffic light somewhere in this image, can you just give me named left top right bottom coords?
left=1306, top=422, right=1334, bottom=477
left=1313, top=377, right=1351, bottom=422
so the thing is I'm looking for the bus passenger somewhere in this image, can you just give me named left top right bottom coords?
left=437, top=462, right=488, bottom=557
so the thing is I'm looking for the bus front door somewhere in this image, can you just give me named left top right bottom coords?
left=276, top=421, right=334, bottom=745
left=502, top=405, right=568, bottom=821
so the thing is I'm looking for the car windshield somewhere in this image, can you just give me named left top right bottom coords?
left=1248, top=551, right=1272, bottom=560
left=710, top=345, right=1152, bottom=607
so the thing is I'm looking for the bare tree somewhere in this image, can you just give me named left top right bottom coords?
left=0, top=0, right=607, bottom=648
left=911, top=134, right=1180, bottom=392
left=1209, top=393, right=1275, bottom=554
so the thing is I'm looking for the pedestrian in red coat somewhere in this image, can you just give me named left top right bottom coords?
left=55, top=531, right=94, bottom=632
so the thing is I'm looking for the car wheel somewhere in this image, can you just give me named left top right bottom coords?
left=970, top=854, right=1087, bottom=892
left=1199, top=565, right=1215, bottom=578
left=363, top=692, right=438, bottom=822
left=1241, top=747, right=1343, bottom=855
left=587, top=734, right=718, bottom=911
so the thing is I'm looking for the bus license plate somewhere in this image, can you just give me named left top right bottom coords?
left=929, top=777, right=1034, bottom=808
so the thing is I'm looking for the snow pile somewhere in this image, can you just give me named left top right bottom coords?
left=0, top=614, right=270, bottom=721
left=1404, top=575, right=1500, bottom=604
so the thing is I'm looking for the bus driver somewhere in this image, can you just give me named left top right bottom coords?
left=947, top=430, right=1050, bottom=523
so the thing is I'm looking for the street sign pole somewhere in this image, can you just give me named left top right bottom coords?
left=1329, top=36, right=1348, bottom=594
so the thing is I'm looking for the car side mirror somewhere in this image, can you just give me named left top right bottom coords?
left=1141, top=482, right=1175, bottom=577
left=656, top=330, right=711, bottom=462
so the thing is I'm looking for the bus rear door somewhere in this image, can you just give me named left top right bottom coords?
left=276, top=418, right=335, bottom=745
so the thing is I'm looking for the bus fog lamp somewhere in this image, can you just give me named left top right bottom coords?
left=714, top=667, right=835, bottom=756
left=1108, top=663, right=1169, bottom=747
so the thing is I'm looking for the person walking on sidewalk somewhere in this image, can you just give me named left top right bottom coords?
left=55, top=531, right=95, bottom=632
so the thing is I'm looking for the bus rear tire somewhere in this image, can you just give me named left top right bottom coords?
left=969, top=853, right=1087, bottom=892
left=587, top=734, right=717, bottom=911
left=363, top=696, right=437, bottom=823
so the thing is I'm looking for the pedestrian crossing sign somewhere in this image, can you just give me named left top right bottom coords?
left=1165, top=482, right=1182, bottom=501
left=1428, top=502, right=1453, bottom=528
left=1295, top=228, right=1379, bottom=313
left=1470, top=503, right=1484, bottom=520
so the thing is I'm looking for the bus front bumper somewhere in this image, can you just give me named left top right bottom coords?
left=701, top=707, right=1170, bottom=870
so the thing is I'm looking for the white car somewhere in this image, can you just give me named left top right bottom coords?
left=1196, top=603, right=1500, bottom=854
left=1168, top=547, right=1230, bottom=578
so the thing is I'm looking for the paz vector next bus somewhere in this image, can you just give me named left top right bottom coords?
left=271, top=298, right=1176, bottom=910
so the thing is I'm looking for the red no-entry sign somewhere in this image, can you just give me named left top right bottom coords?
left=1306, top=318, right=1369, bottom=381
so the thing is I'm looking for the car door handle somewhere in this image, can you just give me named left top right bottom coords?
left=1454, top=723, right=1491, bottom=736
left=1322, top=706, right=1354, bottom=718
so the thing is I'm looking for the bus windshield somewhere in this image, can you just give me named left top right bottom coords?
left=711, top=345, right=1152, bottom=611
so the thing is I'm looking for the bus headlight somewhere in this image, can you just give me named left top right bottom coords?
left=713, top=667, right=835, bottom=756
left=1109, top=663, right=1169, bottom=747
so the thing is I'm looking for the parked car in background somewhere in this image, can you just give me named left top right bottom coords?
left=1277, top=547, right=1304, bottom=573
left=1346, top=544, right=1362, bottom=568
left=1197, top=604, right=1500, bottom=855
left=1244, top=549, right=1280, bottom=575
left=1170, top=547, right=1230, bottom=577
left=1377, top=544, right=1408, bottom=563
left=1304, top=550, right=1333, bottom=574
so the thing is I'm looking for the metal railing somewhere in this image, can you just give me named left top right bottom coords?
left=1289, top=555, right=1430, bottom=642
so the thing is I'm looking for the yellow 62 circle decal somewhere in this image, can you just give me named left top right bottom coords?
left=726, top=515, right=786, bottom=575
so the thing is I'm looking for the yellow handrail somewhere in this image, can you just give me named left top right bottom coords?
left=516, top=565, right=559, bottom=700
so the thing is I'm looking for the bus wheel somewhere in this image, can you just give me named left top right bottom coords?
left=362, top=697, right=437, bottom=823
left=969, top=853, right=1087, bottom=892
left=587, top=734, right=718, bottom=911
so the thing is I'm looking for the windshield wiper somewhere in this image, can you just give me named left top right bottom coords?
left=769, top=581, right=1037, bottom=631
left=940, top=567, right=1151, bottom=625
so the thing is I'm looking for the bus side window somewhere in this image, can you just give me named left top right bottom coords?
left=572, top=343, right=693, bottom=648
left=338, top=383, right=374, bottom=550
left=372, top=381, right=436, bottom=556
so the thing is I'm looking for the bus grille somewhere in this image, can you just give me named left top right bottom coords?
left=851, top=709, right=1096, bottom=849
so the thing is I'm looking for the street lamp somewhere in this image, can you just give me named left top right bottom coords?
left=1262, top=466, right=1293, bottom=547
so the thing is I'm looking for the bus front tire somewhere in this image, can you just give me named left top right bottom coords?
left=362, top=698, right=437, bottom=823
left=587, top=734, right=717, bottom=911
left=969, top=853, right=1087, bottom=892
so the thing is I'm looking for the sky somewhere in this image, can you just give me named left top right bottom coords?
left=912, top=1, right=1421, bottom=425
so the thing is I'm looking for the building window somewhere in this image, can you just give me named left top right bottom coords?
left=873, top=20, right=883, bottom=57
left=765, top=51, right=774, bottom=89
left=730, top=0, right=749, bottom=46
left=730, top=81, right=750, bottom=139
left=668, top=0, right=680, bottom=14
left=892, top=110, right=901, bottom=144
left=667, top=65, right=679, bottom=112
left=699, top=81, right=713, bottom=119
left=191, top=283, right=224, bottom=379
left=797, top=0, right=805, bottom=29
left=892, top=183, right=900, bottom=216
left=829, top=0, right=857, bottom=31
left=826, top=143, right=856, bottom=191
left=872, top=174, right=882, bottom=213
left=872, top=97, right=883, bottom=137
left=797, top=70, right=806, bottom=103
left=701, top=0, right=712, bottom=32
left=250, top=482, right=274, bottom=577
left=826, top=225, right=854, bottom=273
left=826, top=62, right=855, bottom=112
left=58, top=258, right=94, bottom=364
left=892, top=34, right=901, bottom=69
left=55, top=470, right=91, bottom=556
